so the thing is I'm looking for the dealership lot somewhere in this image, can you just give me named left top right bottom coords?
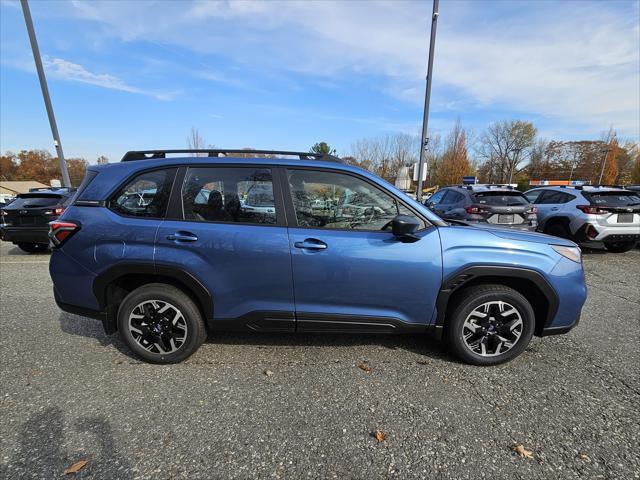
left=0, top=242, right=638, bottom=479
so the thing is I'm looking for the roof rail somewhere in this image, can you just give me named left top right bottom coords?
left=121, top=149, right=344, bottom=163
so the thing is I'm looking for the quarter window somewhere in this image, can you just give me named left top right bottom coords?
left=110, top=169, right=175, bottom=218
left=182, top=167, right=277, bottom=225
left=287, top=169, right=424, bottom=231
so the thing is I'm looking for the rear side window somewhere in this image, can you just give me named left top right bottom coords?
left=109, top=169, right=175, bottom=218
left=9, top=194, right=63, bottom=208
left=584, top=192, right=640, bottom=207
left=441, top=191, right=464, bottom=204
left=428, top=190, right=447, bottom=204
left=524, top=190, right=542, bottom=202
left=473, top=192, right=529, bottom=206
left=181, top=167, right=277, bottom=225
left=535, top=190, right=574, bottom=204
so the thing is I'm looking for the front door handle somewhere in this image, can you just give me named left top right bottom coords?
left=166, top=231, right=198, bottom=242
left=294, top=238, right=327, bottom=250
left=550, top=207, right=559, bottom=211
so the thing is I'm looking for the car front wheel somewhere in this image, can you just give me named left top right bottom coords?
left=445, top=285, right=535, bottom=366
left=117, top=283, right=207, bottom=364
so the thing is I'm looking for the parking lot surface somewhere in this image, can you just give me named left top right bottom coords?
left=1, top=242, right=639, bottom=479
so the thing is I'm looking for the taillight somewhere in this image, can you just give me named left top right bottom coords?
left=0, top=210, right=7, bottom=216
left=576, top=205, right=607, bottom=214
left=465, top=205, right=489, bottom=214
left=54, top=207, right=64, bottom=215
left=49, top=220, right=79, bottom=247
left=527, top=206, right=538, bottom=214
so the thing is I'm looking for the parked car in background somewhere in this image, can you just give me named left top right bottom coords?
left=424, top=184, right=538, bottom=231
left=0, top=188, right=76, bottom=252
left=48, top=149, right=586, bottom=367
left=524, top=185, right=640, bottom=252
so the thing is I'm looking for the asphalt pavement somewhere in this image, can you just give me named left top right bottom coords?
left=0, top=242, right=639, bottom=479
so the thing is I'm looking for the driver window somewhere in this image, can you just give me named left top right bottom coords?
left=287, top=169, right=424, bottom=230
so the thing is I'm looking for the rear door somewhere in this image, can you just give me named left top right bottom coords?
left=283, top=167, right=442, bottom=332
left=154, top=165, right=295, bottom=331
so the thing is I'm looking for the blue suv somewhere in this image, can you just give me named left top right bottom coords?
left=49, top=149, right=587, bottom=366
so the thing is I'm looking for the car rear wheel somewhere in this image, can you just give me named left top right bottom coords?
left=604, top=240, right=636, bottom=253
left=544, top=222, right=572, bottom=240
left=17, top=242, right=49, bottom=253
left=445, top=285, right=535, bottom=366
left=117, top=283, right=206, bottom=364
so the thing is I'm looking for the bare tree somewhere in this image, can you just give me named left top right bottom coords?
left=348, top=133, right=420, bottom=182
left=479, top=120, right=537, bottom=183
left=186, top=127, right=207, bottom=156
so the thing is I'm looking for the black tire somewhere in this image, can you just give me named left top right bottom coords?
left=17, top=242, right=49, bottom=253
left=444, top=284, right=535, bottom=366
left=604, top=241, right=637, bottom=253
left=544, top=222, right=572, bottom=240
left=117, top=283, right=206, bottom=364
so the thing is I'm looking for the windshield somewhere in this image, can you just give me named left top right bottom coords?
left=9, top=194, right=63, bottom=208
left=584, top=192, right=640, bottom=207
left=473, top=192, right=529, bottom=206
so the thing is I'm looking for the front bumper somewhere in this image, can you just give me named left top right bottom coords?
left=0, top=226, right=50, bottom=244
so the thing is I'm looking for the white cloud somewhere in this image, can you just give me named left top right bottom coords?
left=42, top=57, right=175, bottom=100
left=65, top=0, right=640, bottom=138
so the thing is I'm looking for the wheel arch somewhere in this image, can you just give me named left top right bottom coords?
left=432, top=266, right=559, bottom=338
left=93, top=263, right=213, bottom=334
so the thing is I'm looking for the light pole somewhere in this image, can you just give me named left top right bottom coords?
left=598, top=138, right=614, bottom=185
left=20, top=0, right=71, bottom=187
left=416, top=0, right=439, bottom=201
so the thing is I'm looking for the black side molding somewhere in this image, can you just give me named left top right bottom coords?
left=431, top=265, right=560, bottom=338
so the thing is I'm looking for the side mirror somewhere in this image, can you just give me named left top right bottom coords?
left=391, top=215, right=421, bottom=243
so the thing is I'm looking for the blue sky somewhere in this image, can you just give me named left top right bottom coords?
left=1, top=0, right=638, bottom=162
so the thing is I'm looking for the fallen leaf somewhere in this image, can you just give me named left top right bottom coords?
left=416, top=360, right=428, bottom=365
left=357, top=363, right=372, bottom=373
left=579, top=453, right=591, bottom=462
left=511, top=444, right=534, bottom=459
left=64, top=459, right=89, bottom=475
left=374, top=430, right=386, bottom=442
left=263, top=369, right=274, bottom=376
left=442, top=376, right=449, bottom=384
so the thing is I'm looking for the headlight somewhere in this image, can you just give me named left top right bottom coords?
left=551, top=245, right=581, bottom=263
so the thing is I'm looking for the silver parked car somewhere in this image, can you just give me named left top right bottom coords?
left=524, top=185, right=640, bottom=252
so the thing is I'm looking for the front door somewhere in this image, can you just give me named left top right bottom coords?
left=283, top=168, right=442, bottom=332
left=155, top=165, right=295, bottom=331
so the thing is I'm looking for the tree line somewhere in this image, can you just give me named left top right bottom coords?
left=1, top=122, right=639, bottom=189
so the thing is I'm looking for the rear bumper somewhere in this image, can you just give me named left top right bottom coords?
left=574, top=224, right=640, bottom=244
left=540, top=313, right=580, bottom=336
left=0, top=226, right=50, bottom=244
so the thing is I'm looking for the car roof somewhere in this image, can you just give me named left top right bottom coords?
left=526, top=185, right=629, bottom=193
left=445, top=185, right=519, bottom=194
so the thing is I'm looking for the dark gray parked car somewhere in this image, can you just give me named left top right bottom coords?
left=425, top=185, right=537, bottom=231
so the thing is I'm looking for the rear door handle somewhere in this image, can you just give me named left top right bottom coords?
left=166, top=231, right=198, bottom=242
left=294, top=238, right=327, bottom=250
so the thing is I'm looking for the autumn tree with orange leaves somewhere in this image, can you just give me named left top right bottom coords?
left=434, top=120, right=472, bottom=186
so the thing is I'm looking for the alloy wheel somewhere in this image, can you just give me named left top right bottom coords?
left=462, top=301, right=523, bottom=357
left=128, top=300, right=188, bottom=354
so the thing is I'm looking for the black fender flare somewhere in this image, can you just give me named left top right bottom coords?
left=430, top=265, right=559, bottom=339
left=93, top=262, right=213, bottom=328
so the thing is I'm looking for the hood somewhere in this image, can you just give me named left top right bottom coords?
left=473, top=223, right=577, bottom=247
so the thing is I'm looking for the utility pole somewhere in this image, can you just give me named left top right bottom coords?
left=20, top=0, right=71, bottom=187
left=416, top=0, right=439, bottom=201
left=598, top=135, right=614, bottom=185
